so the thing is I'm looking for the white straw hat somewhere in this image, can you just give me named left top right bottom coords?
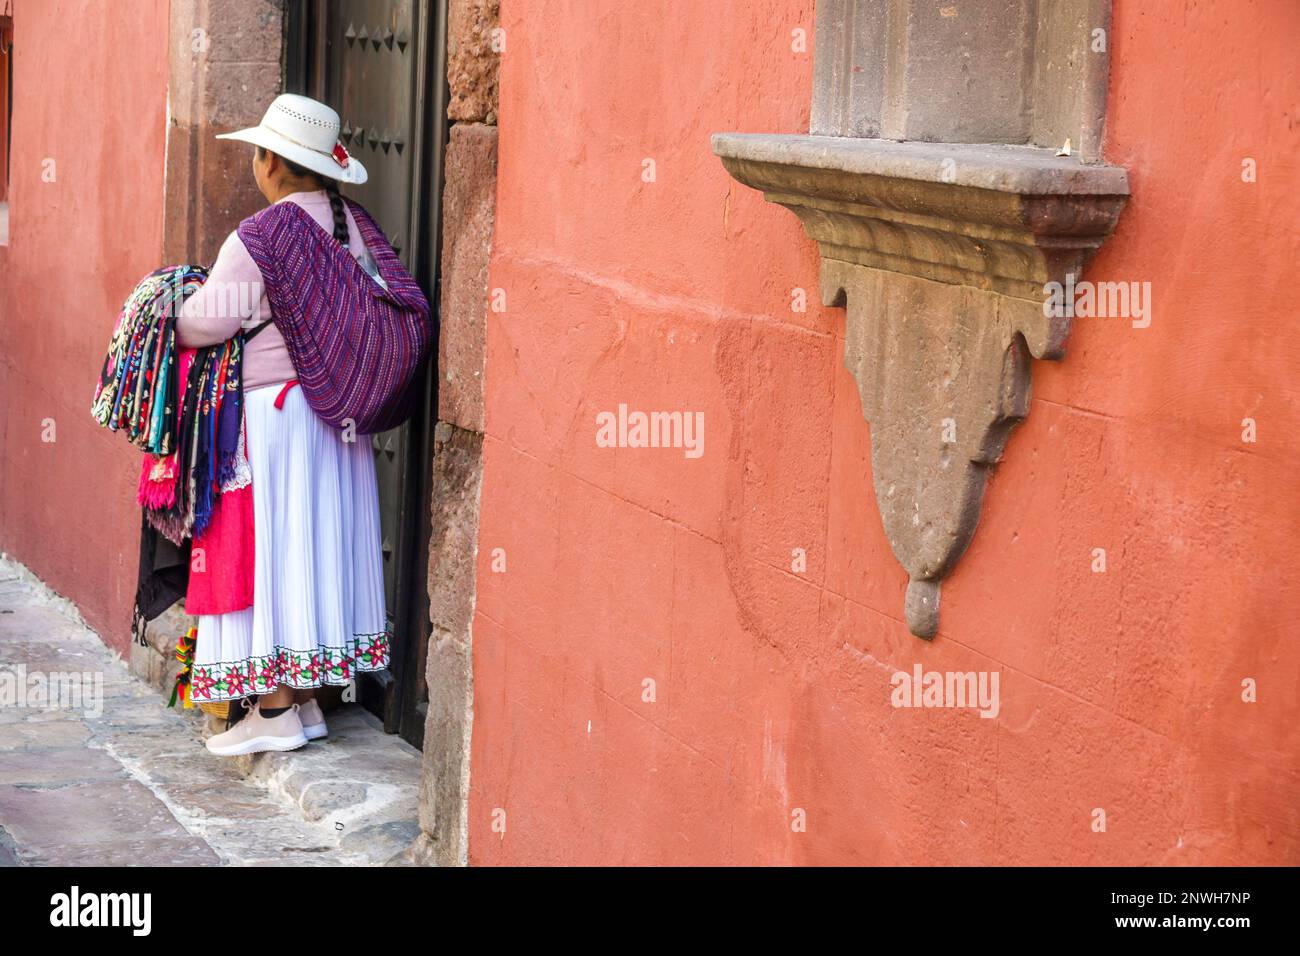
left=216, top=93, right=368, bottom=185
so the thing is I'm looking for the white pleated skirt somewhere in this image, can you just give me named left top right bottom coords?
left=190, top=384, right=389, bottom=702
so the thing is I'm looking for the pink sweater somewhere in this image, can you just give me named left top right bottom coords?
left=176, top=190, right=376, bottom=391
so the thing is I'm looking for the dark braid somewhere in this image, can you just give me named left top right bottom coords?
left=324, top=180, right=349, bottom=245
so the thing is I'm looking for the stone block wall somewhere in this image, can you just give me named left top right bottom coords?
left=163, top=0, right=285, bottom=266
left=411, top=0, right=499, bottom=868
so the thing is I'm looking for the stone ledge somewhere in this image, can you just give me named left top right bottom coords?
left=711, top=134, right=1129, bottom=195
left=712, top=132, right=1129, bottom=325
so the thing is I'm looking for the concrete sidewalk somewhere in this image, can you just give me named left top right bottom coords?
left=0, top=558, right=425, bottom=866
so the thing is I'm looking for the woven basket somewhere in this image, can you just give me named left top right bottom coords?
left=198, top=700, right=234, bottom=720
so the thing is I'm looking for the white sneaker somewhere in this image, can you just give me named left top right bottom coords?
left=298, top=698, right=328, bottom=741
left=205, top=700, right=309, bottom=756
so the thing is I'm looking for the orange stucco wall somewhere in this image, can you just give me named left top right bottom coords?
left=470, top=0, right=1300, bottom=864
left=0, top=1, right=171, bottom=650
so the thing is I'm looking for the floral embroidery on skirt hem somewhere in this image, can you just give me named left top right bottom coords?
left=189, top=632, right=390, bottom=702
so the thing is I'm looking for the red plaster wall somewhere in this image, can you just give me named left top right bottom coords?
left=470, top=0, right=1300, bottom=864
left=0, top=1, right=170, bottom=651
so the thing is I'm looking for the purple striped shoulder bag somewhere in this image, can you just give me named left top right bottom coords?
left=237, top=197, right=432, bottom=434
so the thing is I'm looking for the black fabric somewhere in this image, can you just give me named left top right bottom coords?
left=259, top=706, right=291, bottom=719
left=132, top=513, right=191, bottom=646
left=242, top=319, right=274, bottom=343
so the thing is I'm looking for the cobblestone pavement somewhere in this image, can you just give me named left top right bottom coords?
left=0, top=558, right=425, bottom=866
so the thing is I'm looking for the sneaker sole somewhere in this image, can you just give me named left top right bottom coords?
left=302, top=723, right=328, bottom=741
left=206, top=732, right=309, bottom=756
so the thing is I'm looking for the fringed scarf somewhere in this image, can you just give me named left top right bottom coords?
left=92, top=265, right=204, bottom=456
left=189, top=336, right=243, bottom=538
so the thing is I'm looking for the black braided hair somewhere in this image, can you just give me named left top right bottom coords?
left=323, top=180, right=349, bottom=245
left=255, top=145, right=349, bottom=245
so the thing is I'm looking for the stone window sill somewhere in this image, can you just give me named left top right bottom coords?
left=712, top=131, right=1129, bottom=637
left=713, top=134, right=1128, bottom=195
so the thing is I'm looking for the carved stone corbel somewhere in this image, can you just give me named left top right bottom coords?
left=712, top=134, right=1128, bottom=637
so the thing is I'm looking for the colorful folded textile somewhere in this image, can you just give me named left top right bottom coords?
left=92, top=265, right=207, bottom=455
left=136, top=349, right=197, bottom=516
left=97, top=265, right=258, bottom=645
left=189, top=337, right=245, bottom=539
left=139, top=339, right=245, bottom=544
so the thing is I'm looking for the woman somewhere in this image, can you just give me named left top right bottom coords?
left=177, top=94, right=389, bottom=756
